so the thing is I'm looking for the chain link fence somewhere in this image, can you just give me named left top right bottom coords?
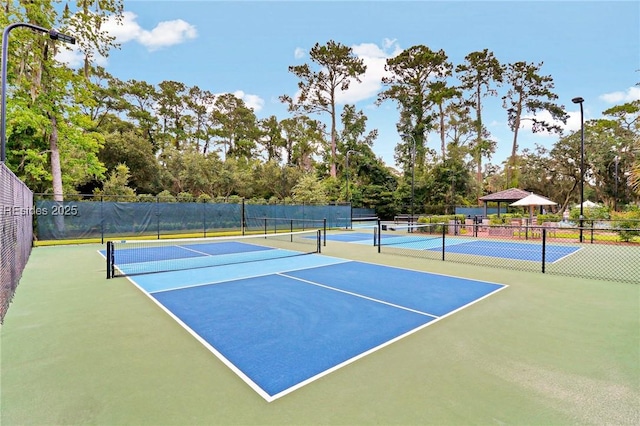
left=376, top=222, right=640, bottom=284
left=34, top=194, right=352, bottom=242
left=1, top=163, right=33, bottom=323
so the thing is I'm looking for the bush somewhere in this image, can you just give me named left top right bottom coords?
left=537, top=213, right=562, bottom=223
left=137, top=194, right=156, bottom=203
left=157, top=190, right=176, bottom=202
left=612, top=207, right=640, bottom=242
left=197, top=193, right=212, bottom=203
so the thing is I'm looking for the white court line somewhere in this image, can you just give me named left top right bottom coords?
left=104, top=249, right=509, bottom=403
left=266, top=275, right=509, bottom=402
left=148, top=257, right=352, bottom=294
left=278, top=272, right=439, bottom=319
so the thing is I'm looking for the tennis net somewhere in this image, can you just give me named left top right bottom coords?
left=106, top=229, right=322, bottom=278
left=376, top=222, right=444, bottom=250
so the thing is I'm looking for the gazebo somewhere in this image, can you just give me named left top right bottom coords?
left=478, top=188, right=531, bottom=217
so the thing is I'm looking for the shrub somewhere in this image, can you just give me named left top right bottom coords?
left=176, top=192, right=194, bottom=203
left=612, top=207, right=640, bottom=242
left=197, top=193, right=212, bottom=203
left=137, top=194, right=156, bottom=203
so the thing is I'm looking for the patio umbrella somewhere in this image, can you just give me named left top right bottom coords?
left=510, top=192, right=558, bottom=221
left=577, top=200, right=599, bottom=208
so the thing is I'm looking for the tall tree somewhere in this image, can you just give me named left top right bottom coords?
left=258, top=116, right=285, bottom=162
left=184, top=86, right=216, bottom=153
left=210, top=93, right=259, bottom=160
left=281, top=40, right=366, bottom=178
left=336, top=104, right=379, bottom=201
left=66, top=0, right=124, bottom=79
left=4, top=1, right=117, bottom=199
left=429, top=81, right=460, bottom=160
left=502, top=61, right=567, bottom=187
left=280, top=116, right=324, bottom=171
left=156, top=80, right=189, bottom=150
left=378, top=45, right=451, bottom=176
left=120, top=79, right=160, bottom=150
left=455, top=49, right=504, bottom=196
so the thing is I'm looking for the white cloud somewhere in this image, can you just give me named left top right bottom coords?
left=600, top=86, right=640, bottom=104
left=294, top=47, right=305, bottom=59
left=335, top=39, right=402, bottom=105
left=102, top=11, right=197, bottom=52
left=232, top=90, right=265, bottom=112
left=54, top=46, right=83, bottom=68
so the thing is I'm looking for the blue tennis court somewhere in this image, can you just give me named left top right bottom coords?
left=109, top=239, right=506, bottom=402
left=427, top=239, right=579, bottom=262
left=329, top=231, right=580, bottom=263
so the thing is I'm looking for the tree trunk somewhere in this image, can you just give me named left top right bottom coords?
left=439, top=104, right=446, bottom=160
left=49, top=114, right=63, bottom=202
left=330, top=104, right=337, bottom=178
left=49, top=114, right=65, bottom=233
left=475, top=85, right=483, bottom=203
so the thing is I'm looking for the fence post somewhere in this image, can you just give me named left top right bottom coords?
left=203, top=201, right=207, bottom=238
left=100, top=195, right=104, bottom=244
left=442, top=223, right=446, bottom=261
left=241, top=198, right=246, bottom=236
left=541, top=229, right=546, bottom=273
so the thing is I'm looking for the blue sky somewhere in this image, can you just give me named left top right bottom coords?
left=61, top=0, right=640, bottom=168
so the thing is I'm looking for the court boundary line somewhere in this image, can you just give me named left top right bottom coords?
left=266, top=271, right=508, bottom=401
left=121, top=273, right=273, bottom=401
left=428, top=240, right=584, bottom=264
left=278, top=272, right=439, bottom=318
left=147, top=257, right=352, bottom=295
left=99, top=250, right=509, bottom=403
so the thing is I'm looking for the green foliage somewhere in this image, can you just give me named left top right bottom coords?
left=137, top=194, right=157, bottom=203
left=93, top=164, right=136, bottom=201
left=176, top=192, right=194, bottom=203
left=197, top=193, right=212, bottom=203
left=569, top=205, right=610, bottom=221
left=613, top=207, right=640, bottom=242
left=227, top=195, right=243, bottom=204
left=537, top=213, right=562, bottom=223
left=292, top=174, right=328, bottom=204
left=157, top=190, right=176, bottom=202
left=487, top=213, right=525, bottom=225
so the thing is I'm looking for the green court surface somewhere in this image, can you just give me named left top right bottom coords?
left=1, top=238, right=639, bottom=425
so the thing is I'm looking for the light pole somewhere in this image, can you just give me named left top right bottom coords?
left=345, top=149, right=359, bottom=203
left=572, top=96, right=585, bottom=242
left=1, top=23, right=76, bottom=162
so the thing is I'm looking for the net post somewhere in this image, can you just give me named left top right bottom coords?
left=541, top=228, right=547, bottom=273
left=317, top=229, right=321, bottom=253
left=106, top=241, right=113, bottom=279
left=377, top=219, right=381, bottom=253
left=263, top=217, right=267, bottom=237
left=323, top=218, right=327, bottom=246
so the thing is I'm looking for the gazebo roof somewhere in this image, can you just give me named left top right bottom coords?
left=478, top=188, right=531, bottom=202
